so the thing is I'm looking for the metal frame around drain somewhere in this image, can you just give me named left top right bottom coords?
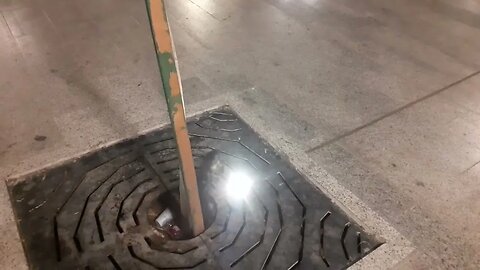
left=8, top=106, right=382, bottom=270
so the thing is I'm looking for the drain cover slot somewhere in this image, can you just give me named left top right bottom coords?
left=8, top=107, right=381, bottom=269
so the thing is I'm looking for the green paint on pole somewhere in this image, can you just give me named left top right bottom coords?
left=158, top=52, right=181, bottom=113
left=144, top=0, right=182, bottom=119
left=144, top=0, right=205, bottom=236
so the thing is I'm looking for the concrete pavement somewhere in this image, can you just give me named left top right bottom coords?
left=1, top=0, right=480, bottom=268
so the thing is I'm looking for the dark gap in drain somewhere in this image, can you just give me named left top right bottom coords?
left=154, top=153, right=206, bottom=165
left=53, top=217, right=61, bottom=261
left=230, top=241, right=261, bottom=267
left=153, top=149, right=207, bottom=160
left=143, top=137, right=174, bottom=148
left=240, top=141, right=271, bottom=165
left=150, top=147, right=177, bottom=156
left=196, top=145, right=258, bottom=170
left=128, top=245, right=206, bottom=269
left=341, top=222, right=351, bottom=261
left=48, top=169, right=70, bottom=204
left=116, top=178, right=154, bottom=233
left=189, top=133, right=238, bottom=143
left=108, top=255, right=122, bottom=270
left=95, top=168, right=146, bottom=242
left=210, top=205, right=231, bottom=239
left=163, top=165, right=200, bottom=175
left=128, top=245, right=158, bottom=269
left=145, top=236, right=199, bottom=254
left=74, top=235, right=83, bottom=253
left=163, top=167, right=178, bottom=174
left=219, top=208, right=246, bottom=252
left=138, top=154, right=211, bottom=240
left=212, top=111, right=234, bottom=116
left=144, top=236, right=152, bottom=246
left=195, top=122, right=242, bottom=132
left=320, top=211, right=331, bottom=267
left=261, top=179, right=284, bottom=269
left=94, top=213, right=104, bottom=241
left=138, top=153, right=179, bottom=199
left=73, top=162, right=138, bottom=252
left=230, top=192, right=269, bottom=267
left=155, top=156, right=178, bottom=165
left=357, top=232, right=362, bottom=254
left=55, top=151, right=132, bottom=215
left=278, top=172, right=306, bottom=269
left=86, top=149, right=134, bottom=176
left=173, top=245, right=199, bottom=254
left=190, top=133, right=271, bottom=169
left=53, top=157, right=135, bottom=257
left=132, top=185, right=160, bottom=226
left=262, top=229, right=282, bottom=269
left=141, top=175, right=216, bottom=241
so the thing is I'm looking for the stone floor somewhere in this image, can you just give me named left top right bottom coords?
left=1, top=0, right=480, bottom=269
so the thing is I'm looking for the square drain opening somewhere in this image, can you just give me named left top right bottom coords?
left=8, top=107, right=381, bottom=269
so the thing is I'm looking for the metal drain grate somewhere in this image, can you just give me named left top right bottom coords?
left=8, top=107, right=381, bottom=270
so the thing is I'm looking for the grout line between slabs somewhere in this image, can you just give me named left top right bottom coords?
left=306, top=70, right=480, bottom=153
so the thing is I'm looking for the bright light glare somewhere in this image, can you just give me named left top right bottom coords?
left=225, top=172, right=253, bottom=200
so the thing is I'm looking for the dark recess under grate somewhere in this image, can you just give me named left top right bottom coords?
left=8, top=106, right=382, bottom=270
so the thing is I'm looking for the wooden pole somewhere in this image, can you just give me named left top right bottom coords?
left=145, top=0, right=205, bottom=236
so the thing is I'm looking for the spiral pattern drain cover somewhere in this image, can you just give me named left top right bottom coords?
left=9, top=107, right=381, bottom=270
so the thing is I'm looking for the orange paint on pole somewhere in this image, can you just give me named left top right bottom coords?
left=145, top=0, right=205, bottom=236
